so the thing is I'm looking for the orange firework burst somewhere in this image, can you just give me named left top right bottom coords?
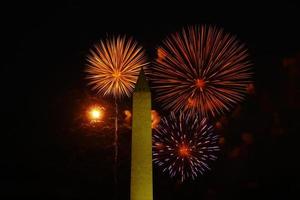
left=148, top=25, right=253, bottom=118
left=86, top=35, right=148, bottom=98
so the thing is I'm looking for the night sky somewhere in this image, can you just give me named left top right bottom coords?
left=2, top=2, right=300, bottom=199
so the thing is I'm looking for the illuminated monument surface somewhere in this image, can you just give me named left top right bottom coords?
left=131, top=69, right=153, bottom=200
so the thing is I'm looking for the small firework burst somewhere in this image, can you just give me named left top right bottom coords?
left=153, top=112, right=220, bottom=182
left=148, top=25, right=253, bottom=118
left=86, top=35, right=148, bottom=98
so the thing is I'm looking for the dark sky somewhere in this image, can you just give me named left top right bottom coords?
left=1, top=2, right=300, bottom=199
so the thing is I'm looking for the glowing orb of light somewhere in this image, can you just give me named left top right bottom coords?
left=87, top=106, right=104, bottom=122
left=91, top=109, right=101, bottom=119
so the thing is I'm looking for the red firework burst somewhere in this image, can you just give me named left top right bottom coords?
left=147, top=25, right=253, bottom=118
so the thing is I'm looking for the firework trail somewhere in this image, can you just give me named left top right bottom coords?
left=153, top=111, right=220, bottom=182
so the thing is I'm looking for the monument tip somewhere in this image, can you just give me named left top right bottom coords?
left=134, top=68, right=150, bottom=92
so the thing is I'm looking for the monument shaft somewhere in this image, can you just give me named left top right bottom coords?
left=131, top=70, right=152, bottom=200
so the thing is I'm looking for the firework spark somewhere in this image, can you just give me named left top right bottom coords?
left=153, top=112, right=220, bottom=182
left=86, top=35, right=148, bottom=98
left=148, top=25, right=252, bottom=118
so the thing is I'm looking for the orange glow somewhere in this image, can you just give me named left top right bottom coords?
left=151, top=110, right=161, bottom=129
left=157, top=48, right=167, bottom=61
left=179, top=145, right=190, bottom=157
left=187, top=97, right=197, bottom=107
left=88, top=106, right=104, bottom=122
left=112, top=71, right=121, bottom=78
left=92, top=110, right=100, bottom=118
left=124, top=110, right=132, bottom=121
left=195, top=78, right=206, bottom=90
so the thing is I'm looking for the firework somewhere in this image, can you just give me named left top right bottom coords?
left=86, top=35, right=148, bottom=98
left=148, top=25, right=252, bottom=118
left=153, top=112, right=220, bottom=182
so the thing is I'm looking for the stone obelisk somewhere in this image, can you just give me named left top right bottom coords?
left=131, top=69, right=153, bottom=200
